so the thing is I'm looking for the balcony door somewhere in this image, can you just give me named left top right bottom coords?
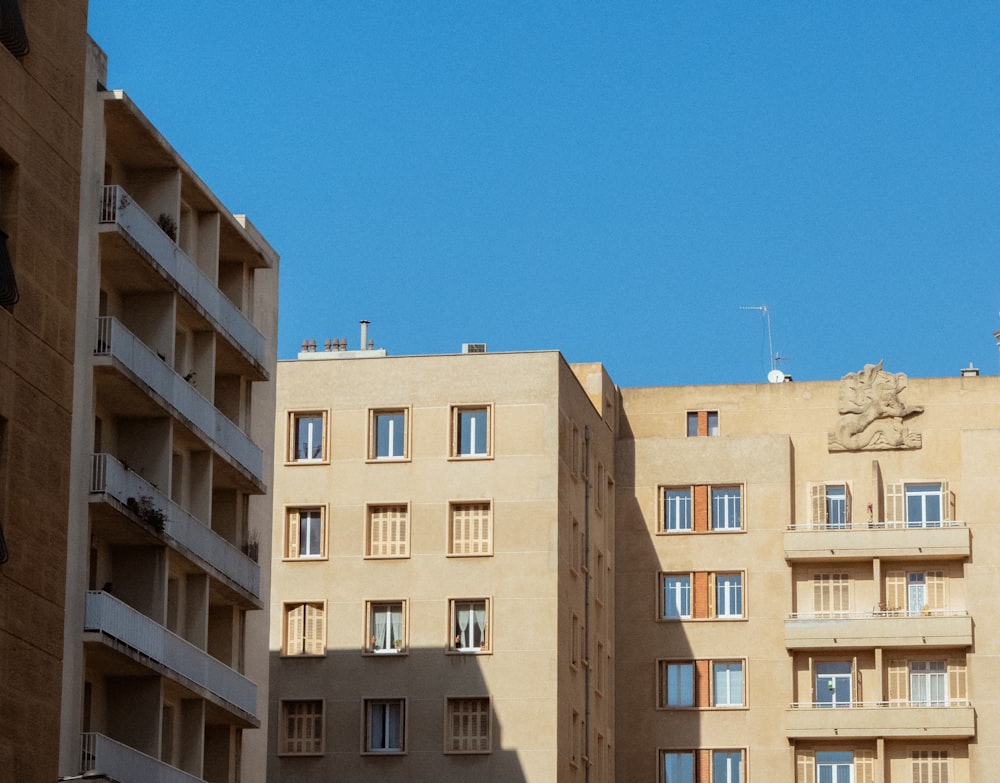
left=816, top=751, right=853, bottom=783
left=910, top=661, right=947, bottom=706
left=816, top=662, right=852, bottom=707
left=907, top=572, right=927, bottom=615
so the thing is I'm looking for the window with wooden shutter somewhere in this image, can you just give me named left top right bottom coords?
left=449, top=501, right=492, bottom=555
left=854, top=750, right=875, bottom=783
left=887, top=659, right=907, bottom=703
left=285, top=507, right=326, bottom=559
left=814, top=573, right=849, bottom=614
left=367, top=504, right=409, bottom=558
left=284, top=602, right=325, bottom=656
left=809, top=484, right=827, bottom=526
left=885, top=482, right=904, bottom=524
left=912, top=750, right=949, bottom=783
left=885, top=571, right=906, bottom=612
left=927, top=571, right=945, bottom=610
left=948, top=659, right=967, bottom=702
left=796, top=750, right=816, bottom=783
left=446, top=698, right=491, bottom=753
left=281, top=700, right=323, bottom=755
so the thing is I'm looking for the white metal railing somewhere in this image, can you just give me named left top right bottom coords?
left=94, top=316, right=263, bottom=481
left=787, top=609, right=968, bottom=620
left=99, top=185, right=265, bottom=366
left=84, top=591, right=256, bottom=716
left=81, top=732, right=205, bottom=783
left=787, top=520, right=965, bottom=531
left=89, top=453, right=259, bottom=595
left=789, top=699, right=971, bottom=709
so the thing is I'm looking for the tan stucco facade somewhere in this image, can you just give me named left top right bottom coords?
left=269, top=349, right=616, bottom=782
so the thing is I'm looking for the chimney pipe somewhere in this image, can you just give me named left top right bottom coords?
left=360, top=320, right=370, bottom=352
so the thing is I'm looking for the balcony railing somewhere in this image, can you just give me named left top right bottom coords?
left=81, top=732, right=204, bottom=783
left=90, top=453, right=259, bottom=596
left=789, top=698, right=971, bottom=709
left=783, top=520, right=970, bottom=560
left=84, top=591, right=256, bottom=717
left=99, top=185, right=265, bottom=367
left=94, top=316, right=263, bottom=482
left=788, top=610, right=969, bottom=620
left=785, top=699, right=976, bottom=738
left=787, top=520, right=966, bottom=531
left=785, top=610, right=973, bottom=648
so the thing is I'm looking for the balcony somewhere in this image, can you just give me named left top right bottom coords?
left=98, top=185, right=267, bottom=375
left=90, top=453, right=260, bottom=599
left=784, top=521, right=970, bottom=560
left=81, top=732, right=204, bottom=783
left=785, top=611, right=972, bottom=649
left=84, top=591, right=257, bottom=721
left=785, top=701, right=975, bottom=739
left=94, top=316, right=264, bottom=487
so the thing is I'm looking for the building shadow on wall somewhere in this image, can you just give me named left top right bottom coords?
left=266, top=646, right=529, bottom=783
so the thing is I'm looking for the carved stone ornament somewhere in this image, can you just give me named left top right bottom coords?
left=828, top=361, right=923, bottom=452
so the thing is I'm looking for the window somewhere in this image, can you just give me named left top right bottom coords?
left=595, top=641, right=607, bottom=695
left=596, top=463, right=606, bottom=512
left=711, top=487, right=741, bottom=530
left=452, top=405, right=490, bottom=457
left=912, top=750, right=949, bottom=783
left=662, top=575, right=691, bottom=619
left=663, top=751, right=695, bottom=783
left=571, top=613, right=583, bottom=668
left=370, top=409, right=407, bottom=460
left=809, top=483, right=852, bottom=527
left=664, top=488, right=692, bottom=531
left=446, top=698, right=490, bottom=753
left=365, top=699, right=404, bottom=753
left=450, top=599, right=489, bottom=652
left=814, top=573, right=849, bottom=614
left=283, top=602, right=325, bottom=656
left=449, top=501, right=492, bottom=555
left=888, top=658, right=965, bottom=705
left=815, top=661, right=852, bottom=707
left=816, top=751, right=853, bottom=783
left=713, top=751, right=744, bottom=783
left=687, top=410, right=719, bottom=437
left=661, top=572, right=746, bottom=620
left=366, top=601, right=405, bottom=653
left=660, top=485, right=743, bottom=533
left=570, top=709, right=583, bottom=767
left=285, top=507, right=326, bottom=559
left=289, top=412, right=325, bottom=462
left=885, top=570, right=945, bottom=615
left=885, top=481, right=953, bottom=527
left=280, top=700, right=323, bottom=755
left=664, top=662, right=695, bottom=707
left=571, top=516, right=584, bottom=573
left=910, top=661, right=947, bottom=706
left=366, top=504, right=409, bottom=558
left=659, top=660, right=744, bottom=708
left=595, top=549, right=607, bottom=605
left=713, top=662, right=744, bottom=707
left=715, top=574, right=743, bottom=618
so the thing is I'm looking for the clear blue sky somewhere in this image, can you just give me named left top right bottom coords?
left=88, top=3, right=1000, bottom=388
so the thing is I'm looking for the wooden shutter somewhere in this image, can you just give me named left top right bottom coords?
left=813, top=575, right=826, bottom=613
left=796, top=750, right=815, bottom=783
left=286, top=604, right=304, bottom=655
left=886, top=571, right=906, bottom=612
left=948, top=659, right=967, bottom=702
left=941, top=481, right=954, bottom=521
left=284, top=701, right=322, bottom=754
left=853, top=655, right=861, bottom=703
left=369, top=505, right=408, bottom=557
left=304, top=604, right=325, bottom=655
left=855, top=749, right=875, bottom=783
left=449, top=699, right=490, bottom=752
left=927, top=571, right=945, bottom=610
left=844, top=483, right=853, bottom=524
left=694, top=485, right=709, bottom=532
left=694, top=571, right=710, bottom=618
left=695, top=659, right=711, bottom=707
left=887, top=659, right=907, bottom=703
left=287, top=510, right=300, bottom=558
left=451, top=502, right=491, bottom=555
left=809, top=483, right=827, bottom=526
left=833, top=574, right=849, bottom=612
left=885, top=482, right=904, bottom=524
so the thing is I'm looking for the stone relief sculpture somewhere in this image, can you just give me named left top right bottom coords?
left=828, top=361, right=923, bottom=451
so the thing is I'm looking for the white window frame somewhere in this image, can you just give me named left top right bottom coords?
left=905, top=482, right=944, bottom=527
left=662, top=574, right=692, bottom=619
left=285, top=506, right=326, bottom=560
left=452, top=405, right=492, bottom=458
left=289, top=411, right=326, bottom=463
left=365, top=600, right=406, bottom=654
left=663, top=487, right=693, bottom=532
left=369, top=408, right=408, bottom=461
left=364, top=698, right=405, bottom=754
left=712, top=662, right=744, bottom=707
left=450, top=598, right=490, bottom=653
left=715, top=574, right=743, bottom=618
left=711, top=486, right=742, bottom=530
left=816, top=751, right=854, bottom=783
left=910, top=660, right=948, bottom=706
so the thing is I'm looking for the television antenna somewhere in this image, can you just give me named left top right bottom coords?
left=740, top=305, right=791, bottom=382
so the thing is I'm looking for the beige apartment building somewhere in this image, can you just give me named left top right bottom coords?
left=269, top=343, right=617, bottom=782
left=55, top=38, right=279, bottom=783
left=0, top=2, right=90, bottom=780
left=271, top=346, right=999, bottom=783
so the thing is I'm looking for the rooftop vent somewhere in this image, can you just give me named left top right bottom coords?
left=960, top=362, right=979, bottom=377
left=462, top=343, right=487, bottom=354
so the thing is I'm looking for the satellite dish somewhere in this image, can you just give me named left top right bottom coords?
left=767, top=369, right=786, bottom=384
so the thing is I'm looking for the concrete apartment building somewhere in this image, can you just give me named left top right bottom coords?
left=270, top=343, right=999, bottom=783
left=0, top=2, right=90, bottom=780
left=269, top=342, right=617, bottom=782
left=1, top=5, right=280, bottom=778
left=52, top=36, right=280, bottom=783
